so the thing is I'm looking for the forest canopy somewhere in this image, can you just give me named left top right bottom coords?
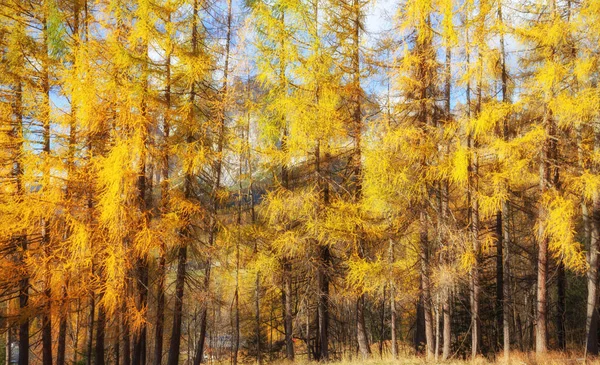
left=1, top=0, right=600, bottom=364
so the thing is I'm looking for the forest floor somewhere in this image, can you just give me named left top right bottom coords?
left=263, top=352, right=596, bottom=365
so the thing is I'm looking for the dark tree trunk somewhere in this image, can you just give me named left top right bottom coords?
left=57, top=287, right=68, bottom=365
left=123, top=312, right=131, bottom=365
left=356, top=295, right=371, bottom=359
left=41, top=15, right=53, bottom=365
left=283, top=261, right=295, bottom=360
left=420, top=216, right=435, bottom=360
left=496, top=211, right=504, bottom=352
left=154, top=251, right=166, bottom=365
left=557, top=263, right=566, bottom=350
left=18, top=237, right=28, bottom=365
left=169, top=0, right=199, bottom=361
left=193, top=296, right=209, bottom=365
left=154, top=36, right=171, bottom=365
left=167, top=245, right=187, bottom=365
left=133, top=259, right=149, bottom=365
left=587, top=192, right=600, bottom=356
left=414, top=295, right=426, bottom=354
left=391, top=285, right=398, bottom=359
left=86, top=295, right=95, bottom=365
left=318, top=245, right=330, bottom=361
left=95, top=303, right=106, bottom=365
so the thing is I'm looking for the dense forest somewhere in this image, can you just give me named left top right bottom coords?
left=2, top=0, right=600, bottom=363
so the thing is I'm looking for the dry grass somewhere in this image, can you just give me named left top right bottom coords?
left=265, top=352, right=599, bottom=365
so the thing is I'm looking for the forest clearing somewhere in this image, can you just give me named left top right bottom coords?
left=3, top=0, right=600, bottom=363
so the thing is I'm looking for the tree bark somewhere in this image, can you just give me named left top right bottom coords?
left=557, top=263, right=566, bottom=350
left=13, top=78, right=29, bottom=365
left=318, top=245, right=330, bottom=361
left=57, top=287, right=68, bottom=365
left=86, top=294, right=95, bottom=365
left=168, top=1, right=200, bottom=362
left=41, top=12, right=53, bottom=365
left=497, top=1, right=512, bottom=359
left=154, top=26, right=172, bottom=365
left=420, top=212, right=435, bottom=360
left=356, top=295, right=371, bottom=358
left=586, top=161, right=600, bottom=356
left=18, top=235, right=28, bottom=365
left=167, top=245, right=187, bottom=365
left=536, top=109, right=553, bottom=354
left=95, top=303, right=106, bottom=365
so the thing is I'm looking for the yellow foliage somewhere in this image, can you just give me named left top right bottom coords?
left=540, top=191, right=587, bottom=273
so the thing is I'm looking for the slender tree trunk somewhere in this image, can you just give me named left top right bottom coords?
left=536, top=109, right=553, bottom=354
left=318, top=245, right=330, bottom=361
left=496, top=211, right=504, bottom=351
left=380, top=288, right=386, bottom=358
left=503, top=200, right=511, bottom=360
left=316, top=139, right=331, bottom=361
left=442, top=32, right=452, bottom=364
left=18, top=234, right=28, bottom=365
left=168, top=1, right=200, bottom=362
left=586, top=130, right=600, bottom=357
left=86, top=294, right=95, bottom=365
left=133, top=259, right=149, bottom=365
left=6, top=316, right=12, bottom=365
left=154, top=29, right=172, bottom=365
left=193, top=279, right=209, bottom=365
left=497, top=2, right=511, bottom=358
left=41, top=12, right=53, bottom=365
left=356, top=295, right=371, bottom=358
left=420, top=212, right=435, bottom=360
left=283, top=261, right=295, bottom=360
left=470, top=149, right=481, bottom=359
left=124, top=308, right=131, bottom=365
left=390, top=283, right=398, bottom=359
left=196, top=0, right=232, bottom=360
left=255, top=270, right=261, bottom=365
left=12, top=77, right=29, bottom=365
left=557, top=263, right=566, bottom=350
left=57, top=287, right=68, bottom=365
left=95, top=303, right=106, bottom=365
left=167, top=245, right=187, bottom=365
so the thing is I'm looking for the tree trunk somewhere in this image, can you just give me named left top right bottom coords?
left=41, top=13, right=53, bottom=365
left=95, top=303, right=106, bottom=365
left=470, top=178, right=481, bottom=359
left=586, top=171, right=600, bottom=356
left=57, top=287, right=68, bottom=365
left=496, top=211, right=504, bottom=352
left=168, top=1, right=200, bottom=361
left=503, top=200, right=511, bottom=360
left=536, top=105, right=555, bottom=354
left=133, top=259, right=149, bottom=365
left=255, top=271, right=262, bottom=365
left=442, top=37, right=452, bottom=363
left=283, top=262, right=295, bottom=360
left=420, top=212, right=435, bottom=360
left=318, top=245, right=330, bottom=361
left=123, top=312, right=131, bottom=365
left=13, top=79, right=28, bottom=365
left=86, top=294, right=95, bottom=365
left=193, top=293, right=209, bottom=365
left=167, top=245, right=187, bottom=365
left=391, top=284, right=398, bottom=359
left=18, top=235, right=28, bottom=365
left=154, top=30, right=172, bottom=365
left=557, top=263, right=566, bottom=350
left=356, top=295, right=371, bottom=358
left=497, top=2, right=512, bottom=358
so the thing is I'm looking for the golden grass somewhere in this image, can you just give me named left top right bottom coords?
left=265, top=351, right=598, bottom=365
